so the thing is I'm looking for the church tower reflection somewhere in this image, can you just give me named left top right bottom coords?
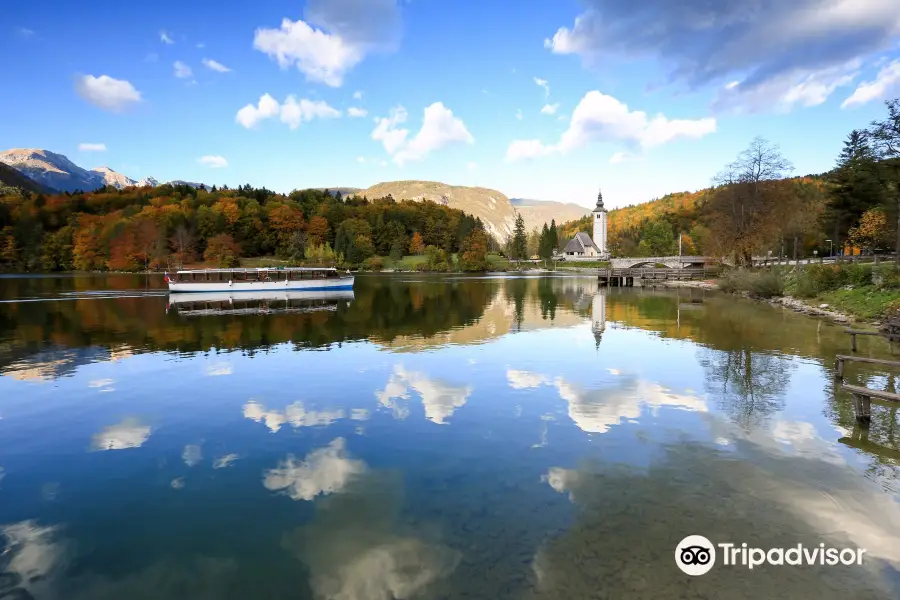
left=592, top=289, right=607, bottom=348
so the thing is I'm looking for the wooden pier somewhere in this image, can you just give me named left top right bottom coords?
left=597, top=267, right=717, bottom=287
left=834, top=353, right=900, bottom=423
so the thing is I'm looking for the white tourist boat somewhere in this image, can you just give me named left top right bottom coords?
left=166, top=289, right=354, bottom=317
left=165, top=267, right=354, bottom=293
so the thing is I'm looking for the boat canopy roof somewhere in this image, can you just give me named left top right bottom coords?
left=174, top=267, right=339, bottom=274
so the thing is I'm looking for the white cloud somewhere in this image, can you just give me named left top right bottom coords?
left=75, top=75, right=142, bottom=112
left=88, top=378, right=115, bottom=392
left=253, top=0, right=401, bottom=86
left=78, top=143, right=106, bottom=152
left=609, top=151, right=636, bottom=164
left=252, top=18, right=364, bottom=87
left=0, top=521, right=62, bottom=590
left=534, top=77, right=550, bottom=99
left=357, top=156, right=366, bottom=163
left=206, top=361, right=232, bottom=375
left=554, top=376, right=707, bottom=434
left=505, top=91, right=715, bottom=162
left=160, top=30, right=174, bottom=44
left=379, top=159, right=388, bottom=167
left=540, top=103, right=560, bottom=115
left=543, top=0, right=900, bottom=115
left=507, top=369, right=549, bottom=389
left=348, top=106, right=368, bottom=117
left=213, top=453, right=239, bottom=469
left=372, top=106, right=410, bottom=155
left=18, top=27, right=35, bottom=37
left=244, top=400, right=346, bottom=432
left=467, top=161, right=478, bottom=171
left=715, top=63, right=859, bottom=113
left=91, top=418, right=151, bottom=451
left=281, top=95, right=342, bottom=128
left=198, top=155, right=228, bottom=168
left=843, top=59, right=900, bottom=107
left=173, top=60, right=192, bottom=79
left=504, top=139, right=555, bottom=162
left=236, top=93, right=341, bottom=129
left=376, top=365, right=472, bottom=424
left=353, top=90, right=363, bottom=100
left=236, top=93, right=281, bottom=128
left=182, top=444, right=203, bottom=467
left=263, top=438, right=366, bottom=500
left=196, top=42, right=205, bottom=49
left=202, top=58, right=232, bottom=73
left=372, top=103, right=473, bottom=166
left=515, top=109, right=523, bottom=120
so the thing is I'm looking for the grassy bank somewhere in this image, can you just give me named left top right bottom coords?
left=718, top=263, right=900, bottom=321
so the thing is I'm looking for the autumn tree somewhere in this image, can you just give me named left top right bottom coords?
left=460, top=229, right=488, bottom=271
left=707, top=137, right=794, bottom=265
left=848, top=208, right=891, bottom=253
left=169, top=225, right=197, bottom=266
left=307, top=215, right=330, bottom=247
left=268, top=204, right=306, bottom=255
left=409, top=231, right=425, bottom=255
left=204, top=233, right=241, bottom=267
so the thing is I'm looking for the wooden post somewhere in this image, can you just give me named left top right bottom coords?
left=835, top=357, right=844, bottom=379
left=850, top=332, right=857, bottom=353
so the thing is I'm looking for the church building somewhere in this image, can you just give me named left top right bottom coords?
left=562, top=189, right=609, bottom=260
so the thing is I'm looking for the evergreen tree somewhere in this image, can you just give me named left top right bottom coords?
left=538, top=223, right=553, bottom=260
left=825, top=129, right=883, bottom=249
left=512, top=212, right=527, bottom=260
left=549, top=219, right=558, bottom=251
left=869, top=99, right=900, bottom=262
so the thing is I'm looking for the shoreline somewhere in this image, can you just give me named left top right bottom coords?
left=660, top=279, right=859, bottom=326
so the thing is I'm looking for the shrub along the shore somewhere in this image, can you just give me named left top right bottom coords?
left=717, top=263, right=900, bottom=319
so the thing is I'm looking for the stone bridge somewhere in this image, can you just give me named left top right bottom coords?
left=610, top=256, right=719, bottom=269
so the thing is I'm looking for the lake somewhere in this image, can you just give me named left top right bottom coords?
left=1, top=273, right=899, bottom=599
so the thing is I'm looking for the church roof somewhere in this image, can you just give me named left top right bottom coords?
left=564, top=232, right=600, bottom=254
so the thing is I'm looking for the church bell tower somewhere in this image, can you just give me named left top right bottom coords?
left=593, top=189, right=609, bottom=258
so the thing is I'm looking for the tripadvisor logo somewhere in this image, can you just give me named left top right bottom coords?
left=675, top=535, right=866, bottom=576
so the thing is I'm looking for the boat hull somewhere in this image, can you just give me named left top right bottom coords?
left=167, top=276, right=354, bottom=293
left=167, top=289, right=355, bottom=305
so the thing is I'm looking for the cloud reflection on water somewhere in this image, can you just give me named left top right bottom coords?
left=376, top=365, right=472, bottom=424
left=264, top=438, right=366, bottom=501
left=243, top=400, right=346, bottom=432
left=90, top=418, right=151, bottom=451
left=506, top=368, right=707, bottom=434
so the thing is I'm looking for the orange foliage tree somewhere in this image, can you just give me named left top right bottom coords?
left=409, top=231, right=425, bottom=255
left=204, top=233, right=241, bottom=267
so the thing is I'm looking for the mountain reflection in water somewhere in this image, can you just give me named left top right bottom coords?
left=0, top=273, right=899, bottom=599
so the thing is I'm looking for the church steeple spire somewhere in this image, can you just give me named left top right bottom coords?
left=594, top=188, right=606, bottom=212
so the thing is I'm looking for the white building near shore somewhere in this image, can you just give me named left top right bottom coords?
left=562, top=189, right=609, bottom=261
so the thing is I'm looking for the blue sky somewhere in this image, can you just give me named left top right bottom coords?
left=4, top=0, right=900, bottom=208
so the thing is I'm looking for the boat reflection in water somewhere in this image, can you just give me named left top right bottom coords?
left=166, top=289, right=355, bottom=317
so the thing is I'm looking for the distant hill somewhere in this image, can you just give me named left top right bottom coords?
left=0, top=161, right=56, bottom=194
left=510, top=198, right=591, bottom=232
left=358, top=180, right=517, bottom=240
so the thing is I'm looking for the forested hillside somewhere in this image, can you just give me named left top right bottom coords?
left=0, top=183, right=488, bottom=272
left=557, top=98, right=900, bottom=263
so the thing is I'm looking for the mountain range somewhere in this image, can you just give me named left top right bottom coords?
left=0, top=148, right=591, bottom=235
left=0, top=149, right=158, bottom=193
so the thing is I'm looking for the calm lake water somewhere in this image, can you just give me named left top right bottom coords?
left=1, top=273, right=899, bottom=599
